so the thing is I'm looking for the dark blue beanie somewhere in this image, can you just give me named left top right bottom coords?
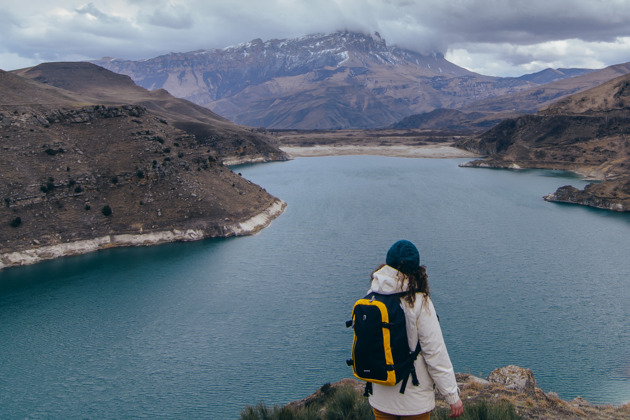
left=386, top=240, right=420, bottom=275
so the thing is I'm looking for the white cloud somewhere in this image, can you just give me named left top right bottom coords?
left=2, top=0, right=630, bottom=75
left=141, top=1, right=194, bottom=29
left=447, top=37, right=630, bottom=76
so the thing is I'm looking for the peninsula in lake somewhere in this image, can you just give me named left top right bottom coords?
left=0, top=63, right=287, bottom=269
left=457, top=71, right=630, bottom=212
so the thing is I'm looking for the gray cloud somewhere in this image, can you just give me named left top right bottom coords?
left=75, top=3, right=120, bottom=23
left=1, top=0, right=630, bottom=76
left=142, top=4, right=194, bottom=29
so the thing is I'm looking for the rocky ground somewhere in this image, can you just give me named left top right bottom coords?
left=289, top=366, right=630, bottom=419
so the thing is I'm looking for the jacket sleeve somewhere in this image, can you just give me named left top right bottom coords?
left=416, top=297, right=460, bottom=405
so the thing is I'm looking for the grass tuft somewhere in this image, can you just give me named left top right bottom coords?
left=433, top=400, right=522, bottom=420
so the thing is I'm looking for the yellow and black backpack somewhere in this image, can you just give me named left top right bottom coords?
left=346, top=292, right=421, bottom=396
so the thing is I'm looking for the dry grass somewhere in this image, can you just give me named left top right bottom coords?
left=432, top=374, right=630, bottom=419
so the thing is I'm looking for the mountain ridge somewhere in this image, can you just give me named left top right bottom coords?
left=515, top=67, right=594, bottom=84
left=392, top=61, right=630, bottom=132
left=93, top=31, right=545, bottom=129
left=93, top=31, right=630, bottom=131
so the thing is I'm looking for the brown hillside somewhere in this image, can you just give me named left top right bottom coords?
left=0, top=70, right=284, bottom=268
left=12, top=62, right=287, bottom=164
left=0, top=69, right=85, bottom=106
left=464, top=62, right=630, bottom=115
left=540, top=67, right=630, bottom=115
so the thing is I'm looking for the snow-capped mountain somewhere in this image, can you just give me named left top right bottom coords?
left=94, top=31, right=537, bottom=129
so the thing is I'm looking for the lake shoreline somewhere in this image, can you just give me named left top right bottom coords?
left=280, top=143, right=481, bottom=159
left=0, top=142, right=478, bottom=270
left=0, top=199, right=286, bottom=270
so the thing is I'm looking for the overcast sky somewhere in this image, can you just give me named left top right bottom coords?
left=2, top=0, right=630, bottom=77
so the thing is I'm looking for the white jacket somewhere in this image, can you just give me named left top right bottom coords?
left=367, top=265, right=460, bottom=415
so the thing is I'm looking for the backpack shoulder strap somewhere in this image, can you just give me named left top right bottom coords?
left=398, top=342, right=422, bottom=394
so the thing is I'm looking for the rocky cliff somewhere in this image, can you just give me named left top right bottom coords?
left=457, top=72, right=630, bottom=212
left=0, top=69, right=286, bottom=269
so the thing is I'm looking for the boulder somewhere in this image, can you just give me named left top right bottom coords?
left=487, top=365, right=538, bottom=395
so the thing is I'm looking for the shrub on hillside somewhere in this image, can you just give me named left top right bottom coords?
left=240, top=402, right=318, bottom=420
left=40, top=178, right=55, bottom=193
left=239, top=385, right=371, bottom=420
left=324, top=386, right=373, bottom=420
left=433, top=400, right=522, bottom=420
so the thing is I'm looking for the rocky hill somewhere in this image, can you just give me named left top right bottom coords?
left=12, top=62, right=288, bottom=165
left=93, top=31, right=549, bottom=129
left=456, top=72, right=630, bottom=211
left=0, top=69, right=286, bottom=269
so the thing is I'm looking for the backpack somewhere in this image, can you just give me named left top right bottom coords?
left=346, top=292, right=421, bottom=396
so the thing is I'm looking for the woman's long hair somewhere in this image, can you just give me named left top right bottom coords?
left=403, top=265, right=429, bottom=307
left=372, top=264, right=430, bottom=308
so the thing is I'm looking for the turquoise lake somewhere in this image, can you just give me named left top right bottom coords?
left=1, top=156, right=629, bottom=418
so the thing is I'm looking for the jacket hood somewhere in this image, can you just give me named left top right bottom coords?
left=369, top=265, right=409, bottom=295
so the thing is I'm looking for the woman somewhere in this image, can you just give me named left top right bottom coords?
left=368, top=240, right=463, bottom=419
